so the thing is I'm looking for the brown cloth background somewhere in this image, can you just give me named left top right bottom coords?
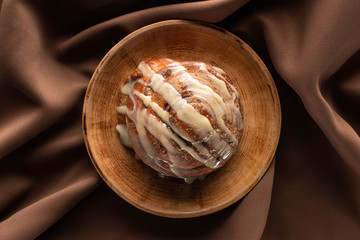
left=1, top=0, right=359, bottom=239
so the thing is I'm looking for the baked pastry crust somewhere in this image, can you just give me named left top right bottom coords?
left=117, top=58, right=243, bottom=182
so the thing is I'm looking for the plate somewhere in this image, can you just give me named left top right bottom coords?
left=82, top=20, right=281, bottom=218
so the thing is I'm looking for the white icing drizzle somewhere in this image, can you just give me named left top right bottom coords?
left=121, top=78, right=136, bottom=95
left=116, top=59, right=243, bottom=181
left=173, top=64, right=239, bottom=143
left=117, top=106, right=127, bottom=115
left=115, top=124, right=132, bottom=147
left=139, top=64, right=214, bottom=141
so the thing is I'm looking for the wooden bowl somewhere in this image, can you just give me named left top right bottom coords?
left=83, top=20, right=281, bottom=218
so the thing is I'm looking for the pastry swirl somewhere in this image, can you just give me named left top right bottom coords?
left=116, top=58, right=243, bottom=183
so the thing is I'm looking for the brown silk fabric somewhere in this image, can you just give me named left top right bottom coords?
left=1, top=0, right=359, bottom=239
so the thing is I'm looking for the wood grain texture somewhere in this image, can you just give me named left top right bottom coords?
left=82, top=20, right=281, bottom=218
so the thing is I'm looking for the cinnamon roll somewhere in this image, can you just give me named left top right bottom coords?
left=116, top=58, right=243, bottom=183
